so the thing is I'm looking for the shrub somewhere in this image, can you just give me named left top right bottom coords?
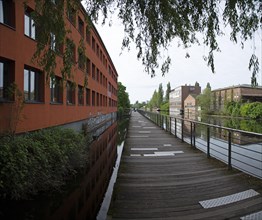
left=0, top=128, right=90, bottom=200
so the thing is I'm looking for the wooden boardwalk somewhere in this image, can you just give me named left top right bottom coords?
left=108, top=112, right=262, bottom=220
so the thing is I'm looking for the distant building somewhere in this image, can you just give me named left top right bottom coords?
left=184, top=94, right=199, bottom=119
left=211, top=85, right=262, bottom=112
left=169, top=85, right=201, bottom=117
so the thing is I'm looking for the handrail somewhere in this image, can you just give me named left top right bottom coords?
left=138, top=110, right=262, bottom=179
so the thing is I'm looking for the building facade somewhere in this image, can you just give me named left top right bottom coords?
left=211, top=85, right=262, bottom=112
left=0, top=1, right=118, bottom=134
left=169, top=85, right=201, bottom=117
left=184, top=94, right=199, bottom=119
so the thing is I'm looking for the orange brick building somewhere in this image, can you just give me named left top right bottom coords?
left=0, top=1, right=118, bottom=133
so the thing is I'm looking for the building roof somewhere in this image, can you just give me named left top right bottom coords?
left=212, top=84, right=262, bottom=92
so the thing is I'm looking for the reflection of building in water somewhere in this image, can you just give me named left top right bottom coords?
left=44, top=122, right=118, bottom=220
left=0, top=122, right=118, bottom=219
left=212, top=85, right=262, bottom=112
left=169, top=85, right=201, bottom=117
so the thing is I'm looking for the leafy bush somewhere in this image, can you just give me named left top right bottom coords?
left=240, top=102, right=262, bottom=119
left=0, top=128, right=90, bottom=200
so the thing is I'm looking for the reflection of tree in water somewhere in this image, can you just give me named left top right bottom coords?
left=200, top=115, right=262, bottom=134
left=117, top=118, right=129, bottom=145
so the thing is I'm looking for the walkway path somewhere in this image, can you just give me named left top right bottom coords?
left=108, top=112, right=262, bottom=219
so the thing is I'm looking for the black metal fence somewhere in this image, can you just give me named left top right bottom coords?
left=138, top=110, right=262, bottom=179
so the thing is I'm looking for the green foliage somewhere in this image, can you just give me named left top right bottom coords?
left=165, top=82, right=171, bottom=102
left=160, top=102, right=169, bottom=115
left=0, top=128, right=90, bottom=200
left=117, top=82, right=130, bottom=113
left=223, top=101, right=262, bottom=119
left=240, top=102, right=262, bottom=119
left=157, top=83, right=164, bottom=108
left=32, top=0, right=67, bottom=81
left=197, top=83, right=212, bottom=114
left=5, top=83, right=25, bottom=135
left=85, top=0, right=261, bottom=84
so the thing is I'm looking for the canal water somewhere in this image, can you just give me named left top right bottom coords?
left=0, top=118, right=129, bottom=220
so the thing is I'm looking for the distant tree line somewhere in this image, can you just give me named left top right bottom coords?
left=133, top=82, right=171, bottom=115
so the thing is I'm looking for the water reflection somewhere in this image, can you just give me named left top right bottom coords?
left=0, top=121, right=121, bottom=220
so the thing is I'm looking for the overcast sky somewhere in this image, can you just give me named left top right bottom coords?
left=94, top=15, right=262, bottom=104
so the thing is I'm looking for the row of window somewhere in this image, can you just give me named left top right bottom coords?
left=0, top=58, right=117, bottom=107
left=1, top=2, right=118, bottom=86
left=66, top=3, right=118, bottom=83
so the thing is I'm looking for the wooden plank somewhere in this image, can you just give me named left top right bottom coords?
left=108, top=112, right=262, bottom=219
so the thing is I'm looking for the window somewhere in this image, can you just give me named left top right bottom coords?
left=66, top=39, right=76, bottom=63
left=96, top=44, right=99, bottom=57
left=24, top=7, right=35, bottom=39
left=92, top=63, right=95, bottom=79
left=67, top=4, right=76, bottom=26
left=50, top=33, right=56, bottom=51
left=92, top=91, right=95, bottom=106
left=86, top=27, right=90, bottom=44
left=78, top=85, right=84, bottom=105
left=78, top=17, right=84, bottom=37
left=92, top=37, right=95, bottom=51
left=86, top=88, right=90, bottom=106
left=86, top=58, right=90, bottom=75
left=78, top=50, right=85, bottom=70
left=96, top=68, right=99, bottom=82
left=0, top=58, right=15, bottom=101
left=50, top=76, right=63, bottom=103
left=0, top=0, right=15, bottom=27
left=96, top=92, right=99, bottom=106
left=66, top=81, right=75, bottom=104
left=24, top=67, right=43, bottom=102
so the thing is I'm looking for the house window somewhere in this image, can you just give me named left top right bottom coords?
left=78, top=16, right=84, bottom=37
left=66, top=38, right=76, bottom=63
left=86, top=58, right=90, bottom=75
left=66, top=81, right=75, bottom=104
left=50, top=32, right=56, bottom=51
left=24, top=7, right=35, bottom=39
left=92, top=91, right=95, bottom=106
left=78, top=85, right=84, bottom=105
left=96, top=68, right=99, bottom=82
left=0, top=58, right=15, bottom=101
left=24, top=67, right=43, bottom=102
left=96, top=92, right=99, bottom=106
left=78, top=50, right=85, bottom=70
left=50, top=76, right=63, bottom=103
left=0, top=0, right=15, bottom=27
left=92, top=63, right=95, bottom=79
left=86, top=27, right=90, bottom=44
left=67, top=4, right=76, bottom=26
left=92, top=37, right=95, bottom=51
left=86, top=88, right=90, bottom=106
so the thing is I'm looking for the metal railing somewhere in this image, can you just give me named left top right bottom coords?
left=138, top=110, right=262, bottom=179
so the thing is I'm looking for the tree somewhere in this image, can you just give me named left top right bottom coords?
left=85, top=0, right=261, bottom=84
left=165, top=82, right=171, bottom=102
left=32, top=1, right=261, bottom=85
left=157, top=83, right=164, bottom=107
left=197, top=83, right=212, bottom=114
left=117, top=82, right=130, bottom=113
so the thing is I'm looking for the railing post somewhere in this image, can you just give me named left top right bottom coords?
left=165, top=115, right=168, bottom=132
left=181, top=119, right=184, bottom=142
left=228, top=131, right=232, bottom=170
left=190, top=122, right=193, bottom=146
left=207, top=127, right=210, bottom=158
left=193, top=123, right=196, bottom=148
left=169, top=117, right=172, bottom=134
left=174, top=118, right=177, bottom=138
